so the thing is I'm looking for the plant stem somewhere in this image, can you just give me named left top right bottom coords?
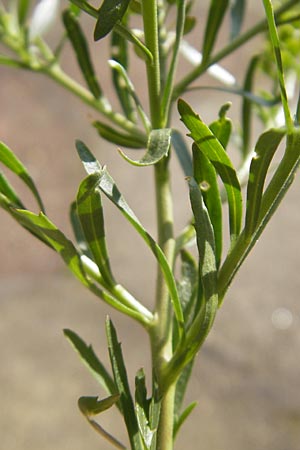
left=142, top=1, right=176, bottom=448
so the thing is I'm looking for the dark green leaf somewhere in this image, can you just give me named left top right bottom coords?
left=78, top=394, right=120, bottom=416
left=178, top=99, right=242, bottom=243
left=202, top=0, right=229, bottom=64
left=63, top=9, right=102, bottom=98
left=242, top=55, right=260, bottom=156
left=177, top=249, right=198, bottom=325
left=171, top=130, right=193, bottom=176
left=64, top=329, right=117, bottom=397
left=174, top=359, right=194, bottom=422
left=94, top=0, right=131, bottom=41
left=230, top=0, right=246, bottom=40
left=183, top=16, right=196, bottom=35
left=69, top=201, right=93, bottom=258
left=135, top=370, right=154, bottom=449
left=0, top=141, right=44, bottom=212
left=119, top=128, right=171, bottom=166
left=111, top=29, right=136, bottom=121
left=18, top=0, right=30, bottom=24
left=209, top=102, right=232, bottom=150
left=245, top=128, right=285, bottom=239
left=106, top=317, right=143, bottom=450
left=93, top=120, right=147, bottom=148
left=173, top=401, right=197, bottom=438
left=69, top=0, right=97, bottom=17
left=76, top=140, right=102, bottom=174
left=192, top=143, right=222, bottom=267
left=77, top=174, right=115, bottom=286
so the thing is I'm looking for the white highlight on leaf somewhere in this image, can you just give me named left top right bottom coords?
left=179, top=40, right=236, bottom=86
left=271, top=307, right=293, bottom=330
left=29, top=0, right=60, bottom=40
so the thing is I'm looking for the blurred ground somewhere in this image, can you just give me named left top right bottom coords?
left=0, top=2, right=300, bottom=449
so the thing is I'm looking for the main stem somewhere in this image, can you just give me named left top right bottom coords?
left=142, top=1, right=176, bottom=449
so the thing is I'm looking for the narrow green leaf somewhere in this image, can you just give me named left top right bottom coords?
left=0, top=172, right=24, bottom=208
left=173, top=401, right=197, bottom=438
left=230, top=0, right=246, bottom=40
left=188, top=177, right=218, bottom=312
left=178, top=99, right=242, bottom=243
left=209, top=102, right=232, bottom=150
left=177, top=249, right=198, bottom=326
left=174, top=359, right=194, bottom=423
left=77, top=174, right=115, bottom=286
left=114, top=22, right=153, bottom=63
left=94, top=0, right=131, bottom=41
left=171, top=130, right=193, bottom=177
left=0, top=141, right=44, bottom=212
left=192, top=144, right=222, bottom=267
left=202, top=0, right=229, bottom=64
left=69, top=0, right=97, bottom=17
left=242, top=55, right=260, bottom=156
left=69, top=201, right=93, bottom=258
left=262, top=0, right=293, bottom=130
left=64, top=329, right=117, bottom=397
left=93, top=120, right=147, bottom=148
left=76, top=142, right=184, bottom=331
left=111, top=29, right=136, bottom=121
left=17, top=0, right=30, bottom=25
left=63, top=9, right=102, bottom=98
left=245, top=128, right=285, bottom=239
left=135, top=370, right=154, bottom=450
left=119, top=128, right=171, bottom=166
left=106, top=317, right=143, bottom=450
left=78, top=394, right=120, bottom=416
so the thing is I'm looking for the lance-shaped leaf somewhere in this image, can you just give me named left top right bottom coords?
left=64, top=329, right=117, bottom=396
left=70, top=201, right=93, bottom=258
left=242, top=55, right=260, bottom=156
left=173, top=401, right=197, bottom=439
left=171, top=129, right=193, bottom=176
left=0, top=172, right=24, bottom=209
left=78, top=394, right=126, bottom=449
left=18, top=0, right=31, bottom=24
left=0, top=141, right=44, bottom=212
left=119, top=128, right=171, bottom=166
left=245, top=128, right=285, bottom=239
left=218, top=129, right=300, bottom=301
left=178, top=99, right=242, bottom=243
left=94, top=0, right=131, bottom=41
left=177, top=249, right=198, bottom=326
left=192, top=143, right=222, bottom=268
left=63, top=9, right=102, bottom=98
left=230, top=0, right=246, bottom=40
left=76, top=142, right=183, bottom=330
left=111, top=28, right=136, bottom=121
left=202, top=0, right=229, bottom=64
left=135, top=369, right=155, bottom=450
left=78, top=394, right=120, bottom=416
left=209, top=103, right=232, bottom=150
left=76, top=174, right=115, bottom=286
left=106, top=317, right=144, bottom=450
left=93, top=120, right=147, bottom=149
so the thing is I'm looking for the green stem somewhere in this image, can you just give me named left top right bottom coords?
left=173, top=0, right=299, bottom=98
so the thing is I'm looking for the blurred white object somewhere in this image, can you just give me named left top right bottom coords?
left=29, top=0, right=60, bottom=40
left=271, top=307, right=293, bottom=330
left=180, top=39, right=236, bottom=86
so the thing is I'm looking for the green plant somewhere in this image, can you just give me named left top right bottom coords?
left=0, top=1, right=299, bottom=449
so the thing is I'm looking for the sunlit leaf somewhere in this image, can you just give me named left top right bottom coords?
left=63, top=9, right=102, bottom=98
left=119, top=128, right=171, bottom=166
left=0, top=141, right=44, bottom=212
left=78, top=394, right=120, bottom=416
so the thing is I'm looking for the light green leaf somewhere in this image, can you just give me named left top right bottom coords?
left=18, top=0, right=30, bottom=24
left=106, top=317, right=144, bottom=450
left=202, top=0, right=229, bottom=64
left=94, top=0, right=131, bottom=41
left=174, top=358, right=194, bottom=431
left=245, top=128, right=285, bottom=239
left=78, top=394, right=120, bottom=416
left=119, top=128, right=171, bottom=166
left=178, top=99, right=242, bottom=243
left=93, top=120, right=147, bottom=148
left=192, top=143, right=222, bottom=268
left=76, top=174, right=115, bottom=286
left=135, top=370, right=154, bottom=450
left=64, top=328, right=117, bottom=397
left=0, top=141, right=44, bottom=212
left=0, top=172, right=24, bottom=208
left=209, top=103, right=232, bottom=150
left=177, top=249, right=198, bottom=326
left=173, top=401, right=197, bottom=438
left=63, top=9, right=102, bottom=98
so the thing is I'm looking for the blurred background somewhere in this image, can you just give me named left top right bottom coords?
left=1, top=1, right=300, bottom=449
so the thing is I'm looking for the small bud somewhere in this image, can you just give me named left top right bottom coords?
left=29, top=0, right=60, bottom=41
